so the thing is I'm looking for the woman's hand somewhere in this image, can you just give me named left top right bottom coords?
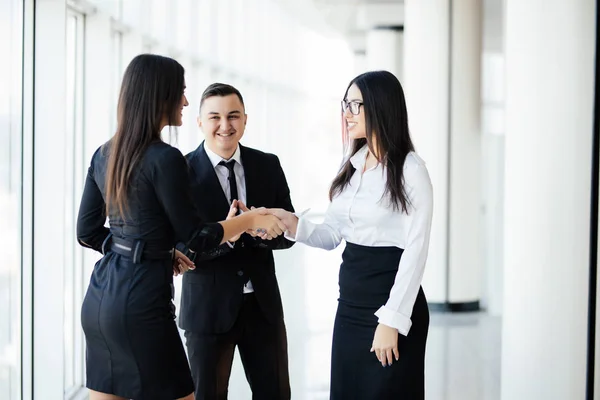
left=173, top=249, right=195, bottom=276
left=267, top=208, right=298, bottom=237
left=248, top=208, right=287, bottom=240
left=370, top=323, right=399, bottom=367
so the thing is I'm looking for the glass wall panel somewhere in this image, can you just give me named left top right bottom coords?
left=0, top=0, right=23, bottom=398
left=110, top=29, right=123, bottom=136
left=64, top=8, right=87, bottom=397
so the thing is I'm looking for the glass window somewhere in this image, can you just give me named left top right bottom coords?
left=64, top=9, right=87, bottom=397
left=215, top=0, right=232, bottom=65
left=175, top=0, right=192, bottom=52
left=122, top=0, right=144, bottom=31
left=151, top=0, right=168, bottom=43
left=0, top=0, right=23, bottom=398
left=89, top=0, right=122, bottom=19
left=111, top=28, right=123, bottom=136
left=196, top=0, right=213, bottom=58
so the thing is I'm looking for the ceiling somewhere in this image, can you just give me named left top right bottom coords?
left=277, top=0, right=404, bottom=52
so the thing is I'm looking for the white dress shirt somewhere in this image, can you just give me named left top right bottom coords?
left=291, top=145, right=433, bottom=335
left=204, top=145, right=254, bottom=294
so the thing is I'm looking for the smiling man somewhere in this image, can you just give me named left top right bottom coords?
left=178, top=83, right=295, bottom=399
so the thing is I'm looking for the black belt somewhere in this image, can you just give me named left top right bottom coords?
left=103, top=234, right=173, bottom=264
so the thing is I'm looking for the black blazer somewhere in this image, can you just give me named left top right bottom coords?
left=178, top=142, right=295, bottom=334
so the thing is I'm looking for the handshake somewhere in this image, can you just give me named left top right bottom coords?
left=226, top=200, right=298, bottom=242
left=172, top=200, right=298, bottom=276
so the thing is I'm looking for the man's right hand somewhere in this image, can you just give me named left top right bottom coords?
left=237, top=201, right=262, bottom=238
left=226, top=200, right=242, bottom=242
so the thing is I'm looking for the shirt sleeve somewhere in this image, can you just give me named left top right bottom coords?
left=76, top=148, right=110, bottom=254
left=374, top=162, right=433, bottom=335
left=288, top=204, right=343, bottom=251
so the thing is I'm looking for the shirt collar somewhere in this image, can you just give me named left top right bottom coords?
left=205, top=144, right=242, bottom=169
left=349, top=144, right=369, bottom=169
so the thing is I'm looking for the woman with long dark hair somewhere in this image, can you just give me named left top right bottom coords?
left=76, top=54, right=285, bottom=400
left=268, top=70, right=433, bottom=398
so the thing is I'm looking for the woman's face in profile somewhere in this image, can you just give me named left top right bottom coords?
left=343, top=84, right=366, bottom=140
left=173, top=83, right=189, bottom=126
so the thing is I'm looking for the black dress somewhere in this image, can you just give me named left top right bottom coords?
left=76, top=141, right=224, bottom=399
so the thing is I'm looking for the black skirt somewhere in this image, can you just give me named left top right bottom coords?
left=81, top=251, right=194, bottom=399
left=330, top=242, right=429, bottom=400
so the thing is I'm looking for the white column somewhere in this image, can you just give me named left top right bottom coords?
left=366, top=27, right=403, bottom=81
left=447, top=0, right=482, bottom=306
left=403, top=0, right=449, bottom=304
left=501, top=1, right=596, bottom=399
left=403, top=0, right=482, bottom=307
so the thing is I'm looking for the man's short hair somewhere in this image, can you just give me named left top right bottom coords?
left=199, top=83, right=245, bottom=113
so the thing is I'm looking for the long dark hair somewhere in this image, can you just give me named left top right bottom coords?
left=329, top=70, right=415, bottom=213
left=105, top=54, right=185, bottom=217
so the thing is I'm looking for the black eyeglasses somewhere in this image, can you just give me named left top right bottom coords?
left=341, top=99, right=363, bottom=115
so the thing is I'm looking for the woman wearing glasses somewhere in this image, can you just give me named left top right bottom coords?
left=268, top=71, right=433, bottom=399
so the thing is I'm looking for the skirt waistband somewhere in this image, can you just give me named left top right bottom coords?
left=345, top=242, right=404, bottom=254
left=339, top=243, right=404, bottom=307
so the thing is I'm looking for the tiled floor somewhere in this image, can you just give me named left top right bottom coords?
left=199, top=244, right=503, bottom=400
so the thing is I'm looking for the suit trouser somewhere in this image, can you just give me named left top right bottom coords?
left=184, top=293, right=290, bottom=400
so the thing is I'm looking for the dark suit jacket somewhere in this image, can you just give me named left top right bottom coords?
left=178, top=142, right=295, bottom=334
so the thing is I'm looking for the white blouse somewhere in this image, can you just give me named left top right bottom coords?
left=292, top=145, right=433, bottom=335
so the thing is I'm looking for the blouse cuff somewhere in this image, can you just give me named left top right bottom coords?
left=283, top=208, right=311, bottom=241
left=374, top=305, right=412, bottom=336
